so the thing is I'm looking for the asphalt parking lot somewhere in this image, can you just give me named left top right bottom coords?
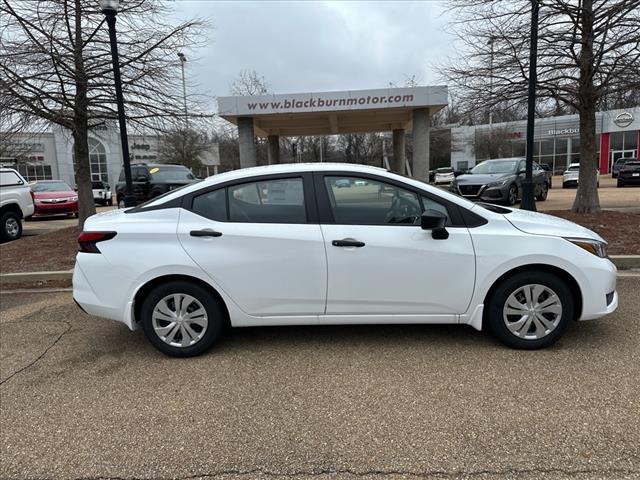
left=1, top=277, right=639, bottom=480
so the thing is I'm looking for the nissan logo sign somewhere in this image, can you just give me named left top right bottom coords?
left=614, top=112, right=634, bottom=128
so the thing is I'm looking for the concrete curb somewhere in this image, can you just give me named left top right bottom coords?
left=610, top=255, right=640, bottom=270
left=0, top=270, right=73, bottom=285
left=0, top=256, right=639, bottom=285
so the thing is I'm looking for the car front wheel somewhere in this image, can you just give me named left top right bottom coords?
left=486, top=271, right=574, bottom=349
left=617, top=180, right=625, bottom=188
left=1, top=211, right=22, bottom=242
left=141, top=280, right=226, bottom=357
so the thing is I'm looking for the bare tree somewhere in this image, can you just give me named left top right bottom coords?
left=440, top=0, right=640, bottom=213
left=158, top=128, right=210, bottom=170
left=230, top=69, right=269, bottom=96
left=0, top=0, right=207, bottom=226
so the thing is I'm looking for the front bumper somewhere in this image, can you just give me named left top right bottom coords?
left=578, top=258, right=618, bottom=321
left=618, top=174, right=640, bottom=185
left=450, top=184, right=507, bottom=202
left=34, top=201, right=78, bottom=216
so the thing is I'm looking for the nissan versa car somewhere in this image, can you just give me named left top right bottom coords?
left=74, top=163, right=617, bottom=357
left=449, top=158, right=549, bottom=206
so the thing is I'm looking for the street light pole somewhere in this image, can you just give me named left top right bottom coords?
left=521, top=0, right=539, bottom=212
left=177, top=52, right=189, bottom=129
left=99, top=0, right=135, bottom=208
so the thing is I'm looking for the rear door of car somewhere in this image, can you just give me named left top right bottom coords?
left=177, top=172, right=327, bottom=317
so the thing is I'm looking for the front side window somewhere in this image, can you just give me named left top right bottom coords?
left=324, top=176, right=424, bottom=225
left=228, top=178, right=306, bottom=223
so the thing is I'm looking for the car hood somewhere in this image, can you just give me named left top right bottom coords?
left=33, top=191, right=75, bottom=198
left=504, top=208, right=604, bottom=242
left=455, top=173, right=514, bottom=184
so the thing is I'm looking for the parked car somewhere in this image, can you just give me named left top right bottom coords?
left=74, top=163, right=617, bottom=357
left=449, top=158, right=548, bottom=206
left=434, top=167, right=455, bottom=185
left=92, top=181, right=113, bottom=206
left=539, top=163, right=553, bottom=188
left=116, top=163, right=197, bottom=208
left=30, top=180, right=79, bottom=218
left=612, top=158, right=635, bottom=178
left=616, top=160, right=640, bottom=187
left=0, top=167, right=34, bottom=242
left=562, top=163, right=599, bottom=189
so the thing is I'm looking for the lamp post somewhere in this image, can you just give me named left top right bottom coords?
left=177, top=52, right=189, bottom=129
left=99, top=0, right=135, bottom=208
left=521, top=0, right=539, bottom=212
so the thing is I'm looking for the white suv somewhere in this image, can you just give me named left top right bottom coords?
left=73, top=163, right=618, bottom=356
left=0, top=168, right=35, bottom=242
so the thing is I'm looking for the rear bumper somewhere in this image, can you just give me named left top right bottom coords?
left=618, top=175, right=640, bottom=185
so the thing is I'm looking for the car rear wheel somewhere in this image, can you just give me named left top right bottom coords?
left=1, top=211, right=22, bottom=242
left=141, top=280, right=226, bottom=357
left=486, top=271, right=574, bottom=349
left=506, top=184, right=518, bottom=206
left=535, top=182, right=549, bottom=201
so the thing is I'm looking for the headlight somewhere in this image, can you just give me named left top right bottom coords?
left=565, top=238, right=607, bottom=258
left=69, top=196, right=78, bottom=202
left=486, top=179, right=509, bottom=188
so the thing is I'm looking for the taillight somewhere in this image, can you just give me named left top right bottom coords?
left=78, top=231, right=117, bottom=254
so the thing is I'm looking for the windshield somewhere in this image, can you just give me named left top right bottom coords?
left=149, top=166, right=195, bottom=182
left=436, top=168, right=453, bottom=173
left=567, top=165, right=580, bottom=171
left=471, top=160, right=518, bottom=174
left=31, top=181, right=72, bottom=192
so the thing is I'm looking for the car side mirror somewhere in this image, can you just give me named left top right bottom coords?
left=421, top=210, right=449, bottom=240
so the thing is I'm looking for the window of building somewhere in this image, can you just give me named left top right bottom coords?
left=88, top=138, right=108, bottom=183
left=228, top=178, right=306, bottom=223
left=16, top=164, right=52, bottom=182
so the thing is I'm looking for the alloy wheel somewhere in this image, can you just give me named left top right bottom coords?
left=502, top=284, right=563, bottom=340
left=508, top=186, right=517, bottom=205
left=152, top=294, right=208, bottom=348
left=5, top=217, right=19, bottom=238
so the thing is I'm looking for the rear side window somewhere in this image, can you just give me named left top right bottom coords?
left=192, top=189, right=227, bottom=221
left=0, top=171, right=24, bottom=187
left=228, top=178, right=306, bottom=223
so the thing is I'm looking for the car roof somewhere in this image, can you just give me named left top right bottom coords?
left=139, top=162, right=478, bottom=211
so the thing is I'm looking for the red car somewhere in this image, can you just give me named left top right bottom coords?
left=30, top=180, right=79, bottom=218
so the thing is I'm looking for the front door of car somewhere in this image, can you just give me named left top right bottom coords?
left=316, top=173, right=476, bottom=317
left=177, top=174, right=327, bottom=317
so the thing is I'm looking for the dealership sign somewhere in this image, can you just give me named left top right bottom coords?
left=218, top=86, right=448, bottom=117
left=614, top=111, right=634, bottom=128
left=548, top=128, right=579, bottom=136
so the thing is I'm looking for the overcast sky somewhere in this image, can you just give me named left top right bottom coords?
left=174, top=1, right=454, bottom=110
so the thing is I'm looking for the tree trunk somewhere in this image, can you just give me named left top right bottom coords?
left=73, top=0, right=96, bottom=229
left=571, top=0, right=601, bottom=213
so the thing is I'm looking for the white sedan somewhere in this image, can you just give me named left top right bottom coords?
left=73, top=163, right=618, bottom=356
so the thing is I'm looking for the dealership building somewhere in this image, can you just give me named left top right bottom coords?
left=0, top=125, right=219, bottom=187
left=451, top=107, right=640, bottom=174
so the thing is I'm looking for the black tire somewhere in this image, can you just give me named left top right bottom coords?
left=141, top=280, right=226, bottom=357
left=506, top=184, right=518, bottom=206
left=536, top=182, right=549, bottom=201
left=1, top=211, right=22, bottom=242
left=617, top=180, right=625, bottom=188
left=108, top=197, right=113, bottom=206
left=485, top=270, right=574, bottom=350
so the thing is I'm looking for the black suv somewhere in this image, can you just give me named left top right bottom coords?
left=116, top=163, right=197, bottom=207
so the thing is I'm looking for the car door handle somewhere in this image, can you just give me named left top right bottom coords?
left=190, top=229, right=223, bottom=238
left=332, top=238, right=365, bottom=248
